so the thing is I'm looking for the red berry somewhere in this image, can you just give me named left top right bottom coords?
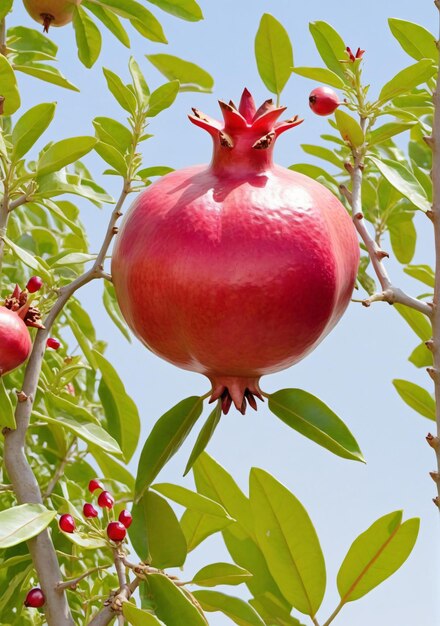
left=97, top=490, right=114, bottom=509
left=107, top=521, right=127, bottom=542
left=88, top=478, right=104, bottom=493
left=46, top=337, right=61, bottom=350
left=118, top=509, right=132, bottom=528
left=308, top=86, right=340, bottom=116
left=26, top=276, right=43, bottom=293
left=59, top=514, right=75, bottom=533
left=24, top=587, right=45, bottom=608
left=83, top=503, right=98, bottom=518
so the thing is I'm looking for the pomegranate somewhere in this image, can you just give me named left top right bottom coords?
left=83, top=503, right=98, bottom=518
left=22, top=0, right=81, bottom=32
left=24, top=588, right=45, bottom=608
left=106, top=521, right=127, bottom=542
left=97, top=490, right=114, bottom=509
left=118, top=509, right=133, bottom=528
left=309, top=87, right=340, bottom=116
left=112, top=89, right=359, bottom=413
left=0, top=306, right=32, bottom=376
left=88, top=478, right=104, bottom=493
left=59, top=514, right=75, bottom=533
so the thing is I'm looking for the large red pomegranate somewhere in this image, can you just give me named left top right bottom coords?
left=0, top=306, right=32, bottom=376
left=23, top=0, right=81, bottom=32
left=112, top=89, right=359, bottom=413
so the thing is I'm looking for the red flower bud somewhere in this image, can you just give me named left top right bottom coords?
left=118, top=509, right=133, bottom=528
left=106, top=521, right=127, bottom=542
left=83, top=503, right=98, bottom=518
left=59, top=514, right=75, bottom=533
left=346, top=46, right=356, bottom=62
left=46, top=337, right=61, bottom=350
left=88, top=478, right=104, bottom=493
left=26, top=276, right=43, bottom=293
left=98, top=490, right=114, bottom=509
left=24, top=587, right=45, bottom=608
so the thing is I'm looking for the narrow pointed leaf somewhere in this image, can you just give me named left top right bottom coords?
left=147, top=54, right=213, bottom=91
left=388, top=19, right=437, bottom=62
left=37, top=137, right=97, bottom=176
left=97, top=0, right=167, bottom=42
left=291, top=66, right=344, bottom=88
left=0, top=504, right=56, bottom=548
left=268, top=389, right=364, bottom=462
left=250, top=593, right=306, bottom=626
left=301, top=144, right=343, bottom=169
left=181, top=509, right=234, bottom=552
left=147, top=80, right=180, bottom=117
left=369, top=157, right=431, bottom=212
left=309, top=21, right=346, bottom=79
left=94, top=141, right=127, bottom=175
left=379, top=59, right=436, bottom=103
left=334, top=110, right=364, bottom=147
left=135, top=396, right=204, bottom=499
left=408, top=342, right=433, bottom=368
left=82, top=1, right=130, bottom=47
left=392, top=379, right=435, bottom=420
left=388, top=213, right=416, bottom=264
left=394, top=303, right=431, bottom=340
left=193, top=590, right=265, bottom=626
left=0, top=379, right=16, bottom=429
left=250, top=468, right=326, bottom=617
left=14, top=64, right=79, bottom=91
left=152, top=483, right=233, bottom=519
left=103, top=280, right=131, bottom=341
left=93, top=117, right=132, bottom=155
left=129, top=56, right=150, bottom=103
left=148, top=573, right=207, bottom=625
left=145, top=0, right=203, bottom=21
left=404, top=264, right=435, bottom=288
left=103, top=67, right=137, bottom=113
left=337, top=511, right=419, bottom=602
left=368, top=121, right=416, bottom=146
left=255, top=13, right=293, bottom=95
left=192, top=563, right=252, bottom=587
left=123, top=602, right=162, bottom=625
left=184, top=404, right=222, bottom=475
left=0, top=0, right=12, bottom=20
left=73, top=6, right=102, bottom=68
left=11, top=102, right=56, bottom=162
left=0, top=54, right=20, bottom=114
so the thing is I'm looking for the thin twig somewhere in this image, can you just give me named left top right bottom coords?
left=322, top=601, right=344, bottom=626
left=88, top=578, right=140, bottom=626
left=43, top=439, right=77, bottom=499
left=56, top=565, right=112, bottom=591
left=0, top=18, right=6, bottom=56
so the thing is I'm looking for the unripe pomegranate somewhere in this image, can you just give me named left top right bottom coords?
left=23, top=0, right=82, bottom=32
left=112, top=89, right=359, bottom=413
left=26, top=276, right=43, bottom=293
left=97, top=490, right=114, bottom=509
left=59, top=514, right=75, bottom=533
left=0, top=306, right=32, bottom=376
left=46, top=337, right=61, bottom=350
left=24, top=587, right=45, bottom=608
left=106, top=521, right=127, bottom=542
left=88, top=478, right=104, bottom=493
left=118, top=509, right=132, bottom=528
left=83, top=503, right=98, bottom=518
left=309, top=86, right=340, bottom=116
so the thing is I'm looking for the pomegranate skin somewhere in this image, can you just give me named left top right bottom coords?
left=309, top=86, right=340, bottom=116
left=23, top=0, right=81, bottom=30
left=0, top=306, right=32, bottom=376
left=112, top=90, right=359, bottom=412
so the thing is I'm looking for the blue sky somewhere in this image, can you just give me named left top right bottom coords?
left=7, top=1, right=440, bottom=624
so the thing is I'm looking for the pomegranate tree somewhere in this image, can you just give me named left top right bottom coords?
left=112, top=89, right=360, bottom=413
left=22, top=0, right=81, bottom=32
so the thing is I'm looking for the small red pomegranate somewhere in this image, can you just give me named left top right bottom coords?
left=88, top=478, right=104, bottom=493
left=97, top=491, right=114, bottom=509
left=59, top=514, right=75, bottom=533
left=22, top=0, right=81, bottom=32
left=118, top=509, right=133, bottom=529
left=106, top=521, right=126, bottom=542
left=83, top=503, right=98, bottom=518
left=112, top=89, right=359, bottom=413
left=309, top=87, right=340, bottom=116
left=0, top=306, right=32, bottom=376
left=24, top=587, right=45, bottom=608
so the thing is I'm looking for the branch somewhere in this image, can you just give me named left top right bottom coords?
left=88, top=578, right=140, bottom=626
left=429, top=5, right=440, bottom=511
left=3, top=182, right=129, bottom=626
left=56, top=565, right=112, bottom=591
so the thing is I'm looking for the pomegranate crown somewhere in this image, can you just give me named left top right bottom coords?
left=188, top=88, right=303, bottom=151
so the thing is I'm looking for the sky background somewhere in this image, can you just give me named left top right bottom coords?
left=7, top=1, right=440, bottom=625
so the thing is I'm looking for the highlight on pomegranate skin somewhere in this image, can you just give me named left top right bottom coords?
left=0, top=306, right=32, bottom=376
left=111, top=89, right=360, bottom=414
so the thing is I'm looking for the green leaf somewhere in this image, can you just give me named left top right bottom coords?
left=250, top=594, right=305, bottom=626
left=0, top=379, right=16, bottom=430
left=388, top=19, right=437, bottom=62
left=37, top=137, right=97, bottom=177
left=35, top=412, right=123, bottom=455
left=301, top=144, right=343, bottom=169
left=14, top=63, right=79, bottom=91
left=91, top=447, right=135, bottom=489
left=152, top=483, right=233, bottom=519
left=103, top=67, right=137, bottom=113
left=334, top=110, right=364, bottom=147
left=337, top=511, right=419, bottom=602
left=379, top=59, right=436, bottom=103
left=0, top=54, right=20, bottom=115
left=130, top=490, right=187, bottom=567
left=0, top=504, right=56, bottom=548
left=369, top=157, right=431, bottom=212
left=394, top=303, right=431, bottom=341
left=192, top=563, right=252, bottom=587
left=0, top=0, right=12, bottom=20
left=404, top=264, right=435, bottom=288
left=288, top=163, right=337, bottom=185
left=193, top=590, right=265, bottom=626
left=181, top=509, right=234, bottom=552
left=8, top=26, right=57, bottom=55
left=388, top=213, right=416, bottom=264
left=93, top=117, right=132, bottom=155
left=147, top=54, right=213, bottom=92
left=123, top=602, right=162, bottom=625
left=93, top=350, right=140, bottom=462
left=2, top=236, right=51, bottom=282
left=148, top=573, right=207, bottom=625
left=291, top=66, right=344, bottom=88
left=184, top=403, right=222, bottom=476
left=308, top=21, right=346, bottom=79
left=11, top=102, right=56, bottom=162
left=103, top=280, right=131, bottom=341
left=254, top=13, right=293, bottom=96
left=250, top=468, right=325, bottom=617
left=135, top=396, right=204, bottom=499
left=368, top=122, right=416, bottom=146
left=268, top=389, right=364, bottom=462
left=137, top=165, right=174, bottom=179
left=408, top=342, right=433, bottom=368
left=82, top=1, right=130, bottom=47
left=97, top=0, right=167, bottom=42
left=145, top=0, right=203, bottom=21
left=129, top=56, right=150, bottom=103
left=64, top=531, right=107, bottom=550
left=95, top=141, right=127, bottom=176
left=392, top=379, right=435, bottom=421
left=148, top=80, right=180, bottom=117
left=73, top=6, right=102, bottom=68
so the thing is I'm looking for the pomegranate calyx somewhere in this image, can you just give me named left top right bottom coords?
left=209, top=376, right=264, bottom=415
left=41, top=13, right=55, bottom=33
left=4, top=285, right=44, bottom=329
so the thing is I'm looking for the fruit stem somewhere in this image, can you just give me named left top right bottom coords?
left=429, top=4, right=440, bottom=511
left=0, top=18, right=6, bottom=56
